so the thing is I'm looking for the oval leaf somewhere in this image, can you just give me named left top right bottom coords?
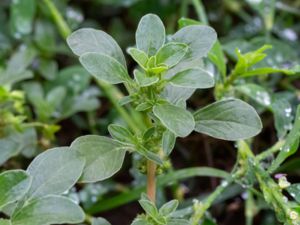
left=194, top=99, right=262, bottom=140
left=11, top=195, right=85, bottom=225
left=172, top=25, right=217, bottom=59
left=170, top=68, right=215, bottom=89
left=92, top=217, right=111, bottom=225
left=26, top=147, right=85, bottom=200
left=67, top=28, right=126, bottom=66
left=79, top=53, right=129, bottom=84
left=156, top=42, right=188, bottom=68
left=136, top=14, right=165, bottom=56
left=0, top=170, right=31, bottom=209
left=70, top=135, right=127, bottom=183
left=153, top=104, right=195, bottom=137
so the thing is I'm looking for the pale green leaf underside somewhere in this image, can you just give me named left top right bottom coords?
left=11, top=195, right=85, bottom=225
left=79, top=52, right=129, bottom=84
left=70, top=135, right=126, bottom=183
left=26, top=147, right=85, bottom=200
left=0, top=170, right=31, bottom=209
left=92, top=217, right=112, bottom=225
left=153, top=104, right=195, bottom=137
left=136, top=14, right=165, bottom=56
left=67, top=28, right=126, bottom=66
left=194, top=99, right=262, bottom=140
left=172, top=25, right=217, bottom=59
left=170, top=68, right=215, bottom=89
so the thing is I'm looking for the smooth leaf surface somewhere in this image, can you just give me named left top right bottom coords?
left=134, top=70, right=158, bottom=87
left=269, top=105, right=300, bottom=172
left=26, top=147, right=85, bottom=200
left=67, top=28, right=126, bottom=66
left=153, top=104, right=195, bottom=137
left=108, top=124, right=134, bottom=143
left=172, top=25, right=217, bottom=59
left=0, top=170, right=31, bottom=209
left=92, top=217, right=111, bottom=225
left=80, top=53, right=129, bottom=84
left=170, top=68, right=214, bottom=89
left=156, top=42, right=188, bottom=68
left=194, top=99, right=262, bottom=140
left=11, top=195, right=85, bottom=225
left=136, top=14, right=165, bottom=55
left=71, top=135, right=127, bottom=183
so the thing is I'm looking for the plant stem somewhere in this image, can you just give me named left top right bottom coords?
left=256, top=140, right=285, bottom=161
left=191, top=0, right=208, bottom=25
left=43, top=0, right=71, bottom=39
left=147, top=160, right=157, bottom=202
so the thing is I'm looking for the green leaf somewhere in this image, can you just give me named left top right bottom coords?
left=269, top=105, right=300, bottom=172
left=92, top=217, right=111, bottom=225
left=79, top=52, right=129, bottom=84
left=34, top=20, right=56, bottom=53
left=67, top=28, right=126, bottom=66
left=194, top=99, right=262, bottom=140
left=162, top=130, right=176, bottom=156
left=37, top=58, right=58, bottom=80
left=139, top=199, right=159, bottom=219
left=108, top=124, right=135, bottom=143
left=0, top=170, right=31, bottom=209
left=0, top=128, right=37, bottom=165
left=26, top=147, right=85, bottom=200
left=134, top=70, right=159, bottom=87
left=135, top=102, right=152, bottom=111
left=137, top=147, right=163, bottom=165
left=240, top=67, right=294, bottom=77
left=169, top=68, right=214, bottom=89
left=287, top=184, right=300, bottom=203
left=0, top=219, right=11, bottom=225
left=159, top=200, right=178, bottom=216
left=208, top=41, right=227, bottom=78
left=153, top=104, right=195, bottom=137
left=11, top=195, right=85, bottom=225
left=10, top=0, right=36, bottom=36
left=172, top=25, right=217, bottom=59
left=271, top=96, right=293, bottom=139
left=70, top=135, right=127, bottom=183
left=156, top=42, right=188, bottom=68
left=127, top=48, right=148, bottom=69
left=235, top=83, right=271, bottom=107
left=167, top=219, right=190, bottom=225
left=136, top=14, right=165, bottom=56
left=7, top=46, right=36, bottom=75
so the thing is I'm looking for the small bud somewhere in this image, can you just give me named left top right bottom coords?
left=290, top=211, right=298, bottom=220
left=278, top=176, right=291, bottom=189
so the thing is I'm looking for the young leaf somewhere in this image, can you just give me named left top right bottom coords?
left=10, top=0, right=36, bottom=36
left=11, top=195, right=85, bottom=225
left=159, top=199, right=179, bottom=216
left=92, top=218, right=111, bottom=225
left=26, top=147, right=85, bottom=200
left=67, top=28, right=126, bottom=66
left=153, top=104, right=195, bottom=137
left=194, top=99, right=262, bottom=140
left=134, top=70, right=159, bottom=87
left=172, top=25, right=217, bottom=59
left=137, top=146, right=163, bottom=165
left=0, top=170, right=31, bottom=209
left=80, top=53, right=129, bottom=84
left=169, top=68, right=215, bottom=89
left=108, top=124, right=135, bottom=143
left=156, top=42, right=188, bottom=68
left=162, top=130, right=176, bottom=156
left=136, top=14, right=165, bottom=56
left=127, top=48, right=148, bottom=69
left=70, top=135, right=127, bottom=183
